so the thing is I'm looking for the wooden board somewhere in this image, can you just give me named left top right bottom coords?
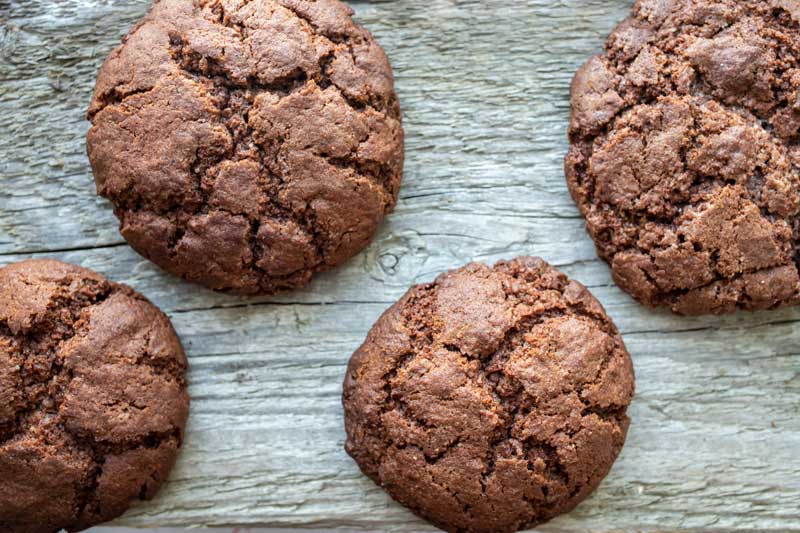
left=1, top=0, right=799, bottom=530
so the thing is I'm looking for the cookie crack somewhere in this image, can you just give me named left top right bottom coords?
left=135, top=328, right=188, bottom=387
left=523, top=437, right=570, bottom=488
left=582, top=182, right=799, bottom=311
left=66, top=426, right=181, bottom=528
left=323, top=153, right=399, bottom=207
left=422, top=436, right=462, bottom=466
left=87, top=85, right=158, bottom=121
left=372, top=289, right=438, bottom=461
left=277, top=1, right=339, bottom=42
left=0, top=281, right=116, bottom=445
left=67, top=426, right=181, bottom=462
left=654, top=262, right=800, bottom=309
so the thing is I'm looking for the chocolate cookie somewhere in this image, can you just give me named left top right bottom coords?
left=0, top=259, right=189, bottom=533
left=566, top=0, right=800, bottom=315
left=87, top=0, right=403, bottom=294
left=343, top=257, right=634, bottom=533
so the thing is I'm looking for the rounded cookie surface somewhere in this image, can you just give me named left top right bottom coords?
left=343, top=257, right=634, bottom=533
left=87, top=0, right=404, bottom=294
left=0, top=259, right=189, bottom=533
left=566, top=0, right=800, bottom=314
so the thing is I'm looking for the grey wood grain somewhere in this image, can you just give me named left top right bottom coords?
left=1, top=0, right=799, bottom=530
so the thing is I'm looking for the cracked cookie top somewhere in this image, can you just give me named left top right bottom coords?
left=343, top=257, right=634, bottom=533
left=86, top=0, right=404, bottom=294
left=0, top=259, right=189, bottom=533
left=566, top=0, right=800, bottom=315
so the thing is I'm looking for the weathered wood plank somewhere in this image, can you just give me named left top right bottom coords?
left=1, top=0, right=799, bottom=530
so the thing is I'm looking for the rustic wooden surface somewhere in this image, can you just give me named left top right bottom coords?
left=1, top=0, right=799, bottom=530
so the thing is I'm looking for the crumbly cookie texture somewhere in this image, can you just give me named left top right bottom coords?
left=87, top=0, right=403, bottom=294
left=343, top=257, right=634, bottom=533
left=566, top=0, right=800, bottom=315
left=0, top=259, right=189, bottom=533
